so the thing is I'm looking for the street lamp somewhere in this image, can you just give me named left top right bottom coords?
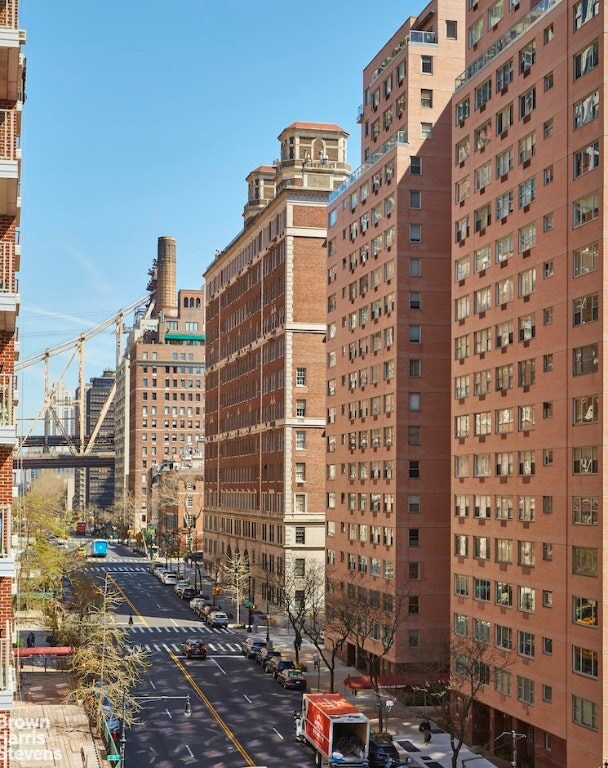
left=265, top=570, right=271, bottom=649
left=497, top=730, right=526, bottom=768
left=119, top=693, right=191, bottom=767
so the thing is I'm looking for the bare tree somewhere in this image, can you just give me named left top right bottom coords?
left=220, top=551, right=250, bottom=625
left=67, top=574, right=150, bottom=729
left=329, top=579, right=407, bottom=730
left=417, top=634, right=513, bottom=768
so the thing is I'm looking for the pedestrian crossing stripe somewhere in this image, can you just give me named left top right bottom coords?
left=131, top=641, right=242, bottom=654
left=127, top=625, right=234, bottom=635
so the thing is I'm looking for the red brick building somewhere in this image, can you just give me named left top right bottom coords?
left=204, top=123, right=350, bottom=608
left=451, top=0, right=606, bottom=764
left=325, top=0, right=464, bottom=671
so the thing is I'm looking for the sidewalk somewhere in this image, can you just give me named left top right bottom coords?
left=265, top=626, right=502, bottom=768
left=14, top=613, right=110, bottom=768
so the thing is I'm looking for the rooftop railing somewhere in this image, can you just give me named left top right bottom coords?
left=329, top=130, right=408, bottom=203
left=369, top=30, right=437, bottom=85
left=455, top=0, right=563, bottom=90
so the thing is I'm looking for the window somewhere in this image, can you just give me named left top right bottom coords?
left=496, top=581, right=513, bottom=606
left=573, top=343, right=598, bottom=375
left=544, top=24, right=554, bottom=43
left=474, top=328, right=491, bottom=355
left=455, top=295, right=470, bottom=321
left=474, top=204, right=491, bottom=232
left=409, top=224, right=422, bottom=243
left=519, top=132, right=535, bottom=164
left=446, top=20, right=458, bottom=39
left=473, top=578, right=490, bottom=601
left=296, top=367, right=307, bottom=386
left=420, top=122, right=433, bottom=139
left=295, top=463, right=306, bottom=483
left=473, top=618, right=490, bottom=643
left=518, top=496, right=535, bottom=521
left=495, top=364, right=513, bottom=391
left=409, top=393, right=421, bottom=411
left=296, top=400, right=306, bottom=417
left=574, top=90, right=599, bottom=129
left=518, top=360, right=535, bottom=388
left=475, top=163, right=491, bottom=192
left=455, top=334, right=469, bottom=361
left=573, top=0, right=599, bottom=31
left=495, top=670, right=512, bottom=695
left=409, top=325, right=421, bottom=343
left=410, top=190, right=422, bottom=209
left=573, top=293, right=598, bottom=325
left=496, top=625, right=512, bottom=650
left=495, top=538, right=513, bottom=563
left=455, top=97, right=470, bottom=125
left=295, top=528, right=306, bottom=545
left=518, top=541, right=535, bottom=567
left=488, top=0, right=504, bottom=27
left=518, top=630, right=535, bottom=657
left=519, top=586, right=536, bottom=612
left=544, top=118, right=553, bottom=138
left=496, top=279, right=513, bottom=307
left=520, top=42, right=536, bottom=74
left=496, top=191, right=513, bottom=220
left=496, top=147, right=513, bottom=177
left=454, top=613, right=468, bottom=636
left=410, top=156, right=422, bottom=175
left=496, top=59, right=512, bottom=90
left=475, top=79, right=492, bottom=110
left=474, top=370, right=491, bottom=396
left=456, top=136, right=470, bottom=164
left=295, top=431, right=306, bottom=450
left=294, top=494, right=306, bottom=514
left=574, top=141, right=599, bottom=178
left=468, top=18, right=483, bottom=48
left=519, top=314, right=535, bottom=341
left=518, top=225, right=536, bottom=254
left=573, top=546, right=598, bottom=576
left=518, top=450, right=535, bottom=475
left=454, top=494, right=469, bottom=516
left=496, top=233, right=513, bottom=263
left=574, top=41, right=598, bottom=79
left=519, top=87, right=536, bottom=119
left=421, top=89, right=433, bottom=108
left=455, top=216, right=469, bottom=242
left=544, top=71, right=553, bottom=91
left=543, top=214, right=553, bottom=232
left=573, top=496, right=598, bottom=525
left=455, top=374, right=469, bottom=398
left=518, top=677, right=535, bottom=705
left=573, top=191, right=599, bottom=227
left=573, top=595, right=597, bottom=626
left=496, top=407, right=513, bottom=434
left=573, top=446, right=598, bottom=475
left=518, top=178, right=536, bottom=208
left=518, top=267, right=536, bottom=296
left=496, top=104, right=513, bottom=135
left=573, top=696, right=598, bottom=731
left=474, top=122, right=491, bottom=151
left=421, top=55, right=433, bottom=74
left=454, top=574, right=468, bottom=596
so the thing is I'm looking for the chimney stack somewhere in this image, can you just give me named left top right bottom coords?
left=156, top=236, right=177, bottom=317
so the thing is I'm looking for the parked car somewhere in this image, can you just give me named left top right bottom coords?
left=276, top=668, right=307, bottom=691
left=173, top=580, right=191, bottom=595
left=181, top=638, right=208, bottom=660
left=161, top=572, right=178, bottom=586
left=241, top=638, right=266, bottom=658
left=155, top=568, right=171, bottom=580
left=368, top=735, right=402, bottom=768
left=189, top=597, right=207, bottom=613
left=256, top=647, right=282, bottom=669
left=207, top=611, right=229, bottom=628
left=179, top=587, right=197, bottom=600
left=184, top=551, right=205, bottom=564
left=149, top=562, right=164, bottom=574
left=266, top=657, right=295, bottom=678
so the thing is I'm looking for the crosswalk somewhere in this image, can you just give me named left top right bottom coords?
left=84, top=565, right=150, bottom=573
left=128, top=624, right=235, bottom=636
left=131, top=638, right=243, bottom=655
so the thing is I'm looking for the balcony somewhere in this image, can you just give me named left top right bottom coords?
left=0, top=636, right=13, bottom=707
left=0, top=241, right=18, bottom=331
left=408, top=30, right=437, bottom=44
left=0, top=506, right=14, bottom=580
left=0, top=109, right=19, bottom=223
left=0, top=374, right=16, bottom=446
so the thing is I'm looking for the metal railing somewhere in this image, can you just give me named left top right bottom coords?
left=0, top=110, right=18, bottom=161
left=0, top=637, right=10, bottom=690
left=409, top=30, right=437, bottom=44
left=0, top=373, right=15, bottom=426
left=455, top=0, right=564, bottom=90
left=0, top=241, right=16, bottom=292
left=329, top=130, right=408, bottom=203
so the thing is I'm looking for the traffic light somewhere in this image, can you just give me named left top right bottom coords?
left=252, top=604, right=256, bottom=611
left=213, top=586, right=222, bottom=596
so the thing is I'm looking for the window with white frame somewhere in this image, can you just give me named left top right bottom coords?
left=573, top=191, right=599, bottom=227
left=496, top=190, right=513, bottom=220
left=573, top=0, right=599, bottom=30
left=574, top=41, right=598, bottom=80
left=574, top=90, right=599, bottom=129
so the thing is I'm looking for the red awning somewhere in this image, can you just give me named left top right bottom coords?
left=344, top=671, right=449, bottom=690
left=15, top=646, right=73, bottom=658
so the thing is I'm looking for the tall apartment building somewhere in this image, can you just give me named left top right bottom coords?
left=114, top=237, right=205, bottom=538
left=325, top=0, right=464, bottom=672
left=0, top=0, right=24, bottom=734
left=204, top=122, right=350, bottom=608
left=451, top=0, right=603, bottom=764
left=74, top=369, right=115, bottom=510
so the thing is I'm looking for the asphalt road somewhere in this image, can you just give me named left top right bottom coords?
left=86, top=543, right=315, bottom=768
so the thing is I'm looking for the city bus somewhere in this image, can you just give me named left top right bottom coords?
left=89, top=539, right=109, bottom=558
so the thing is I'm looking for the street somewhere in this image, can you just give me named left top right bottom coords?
left=84, top=542, right=314, bottom=768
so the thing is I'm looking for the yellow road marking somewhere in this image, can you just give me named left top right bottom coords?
left=106, top=574, right=149, bottom=627
left=169, top=650, right=256, bottom=767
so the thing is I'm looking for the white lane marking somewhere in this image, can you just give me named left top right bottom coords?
left=156, top=604, right=163, bottom=609
left=211, top=657, right=227, bottom=675
left=149, top=680, right=156, bottom=690
left=243, top=695, right=252, bottom=704
left=165, top=708, right=172, bottom=719
left=185, top=745, right=194, bottom=759
left=170, top=619, right=179, bottom=627
left=207, top=644, right=216, bottom=651
left=272, top=727, right=284, bottom=740
left=153, top=644, right=162, bottom=652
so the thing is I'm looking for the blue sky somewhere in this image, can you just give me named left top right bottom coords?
left=18, top=0, right=417, bottom=425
